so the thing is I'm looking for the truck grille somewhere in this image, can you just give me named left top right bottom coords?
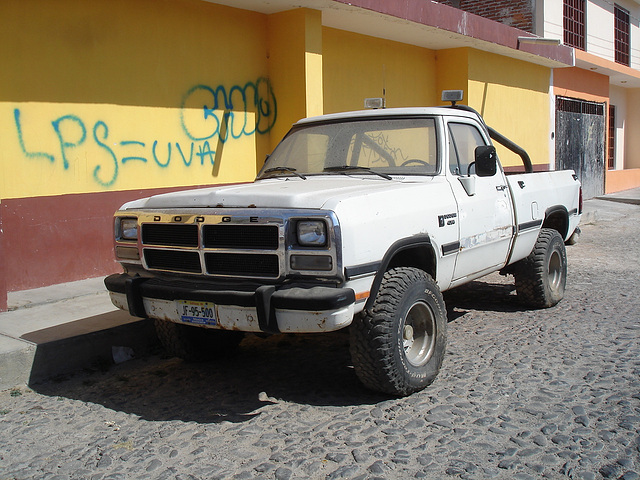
left=203, top=225, right=278, bottom=249
left=205, top=253, right=279, bottom=277
left=141, top=222, right=281, bottom=278
left=142, top=224, right=198, bottom=247
left=144, top=249, right=202, bottom=273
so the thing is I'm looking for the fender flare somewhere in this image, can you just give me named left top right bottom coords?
left=361, top=235, right=436, bottom=311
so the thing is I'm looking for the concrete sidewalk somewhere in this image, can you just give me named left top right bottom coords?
left=0, top=279, right=157, bottom=390
left=1, top=188, right=639, bottom=391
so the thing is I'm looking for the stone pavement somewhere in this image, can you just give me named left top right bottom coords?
left=0, top=188, right=638, bottom=479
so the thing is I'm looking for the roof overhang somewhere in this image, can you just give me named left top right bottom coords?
left=209, top=0, right=574, bottom=68
left=575, top=49, right=640, bottom=89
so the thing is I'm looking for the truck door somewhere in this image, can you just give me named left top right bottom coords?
left=447, top=120, right=514, bottom=282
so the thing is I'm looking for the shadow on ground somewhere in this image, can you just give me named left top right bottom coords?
left=444, top=274, right=527, bottom=320
left=33, top=275, right=522, bottom=425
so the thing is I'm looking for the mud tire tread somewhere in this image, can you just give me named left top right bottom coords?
left=514, top=228, right=567, bottom=308
left=349, top=267, right=447, bottom=396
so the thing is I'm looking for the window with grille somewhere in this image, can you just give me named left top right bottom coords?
left=564, top=0, right=586, bottom=50
left=608, top=105, right=616, bottom=169
left=557, top=97, right=604, bottom=116
left=615, top=4, right=630, bottom=66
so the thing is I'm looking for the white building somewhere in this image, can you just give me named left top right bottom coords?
left=442, top=0, right=640, bottom=195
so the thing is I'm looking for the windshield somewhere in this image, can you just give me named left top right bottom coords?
left=257, top=117, right=438, bottom=179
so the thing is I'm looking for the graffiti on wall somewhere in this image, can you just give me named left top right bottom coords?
left=12, top=77, right=276, bottom=187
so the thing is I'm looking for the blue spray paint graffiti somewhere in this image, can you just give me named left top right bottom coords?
left=13, top=109, right=55, bottom=164
left=12, top=77, right=276, bottom=187
left=92, top=121, right=118, bottom=187
left=180, top=77, right=277, bottom=142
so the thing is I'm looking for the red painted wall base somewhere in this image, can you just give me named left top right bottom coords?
left=0, top=185, right=219, bottom=312
left=0, top=206, right=6, bottom=311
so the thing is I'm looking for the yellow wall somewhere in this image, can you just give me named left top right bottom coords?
left=436, top=48, right=551, bottom=169
left=467, top=50, right=551, bottom=169
left=1, top=1, right=556, bottom=202
left=267, top=9, right=323, bottom=151
left=435, top=49, right=470, bottom=102
left=323, top=41, right=551, bottom=169
left=0, top=0, right=275, bottom=199
left=322, top=28, right=437, bottom=113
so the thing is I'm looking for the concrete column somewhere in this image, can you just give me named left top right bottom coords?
left=626, top=89, right=640, bottom=170
left=267, top=8, right=324, bottom=150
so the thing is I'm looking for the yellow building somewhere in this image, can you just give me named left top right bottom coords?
left=0, top=0, right=579, bottom=310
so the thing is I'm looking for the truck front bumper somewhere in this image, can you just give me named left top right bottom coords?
left=104, top=274, right=356, bottom=334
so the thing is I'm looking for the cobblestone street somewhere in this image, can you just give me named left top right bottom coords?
left=1, top=202, right=639, bottom=480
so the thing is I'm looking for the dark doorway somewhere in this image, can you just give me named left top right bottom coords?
left=555, top=96, right=605, bottom=199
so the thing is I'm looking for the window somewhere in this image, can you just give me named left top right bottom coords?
left=608, top=105, right=616, bottom=169
left=448, top=123, right=488, bottom=176
left=564, top=0, right=586, bottom=50
left=345, top=120, right=437, bottom=172
left=557, top=96, right=605, bottom=116
left=259, top=117, right=439, bottom=178
left=615, top=4, right=630, bottom=66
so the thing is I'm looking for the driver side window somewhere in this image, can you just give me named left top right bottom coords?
left=448, top=123, right=486, bottom=176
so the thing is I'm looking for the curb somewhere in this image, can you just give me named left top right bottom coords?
left=0, top=283, right=160, bottom=391
left=0, top=311, right=158, bottom=391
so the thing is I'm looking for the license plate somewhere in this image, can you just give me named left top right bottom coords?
left=176, top=300, right=217, bottom=326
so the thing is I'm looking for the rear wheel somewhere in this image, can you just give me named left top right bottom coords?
left=155, top=320, right=244, bottom=362
left=350, top=267, right=447, bottom=396
left=514, top=228, right=567, bottom=308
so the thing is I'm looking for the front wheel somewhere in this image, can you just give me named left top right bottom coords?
left=514, top=228, right=567, bottom=308
left=349, top=267, right=447, bottom=396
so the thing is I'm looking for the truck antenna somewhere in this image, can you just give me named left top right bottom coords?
left=382, top=64, right=386, bottom=107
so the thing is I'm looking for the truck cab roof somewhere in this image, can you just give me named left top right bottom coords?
left=295, top=106, right=480, bottom=126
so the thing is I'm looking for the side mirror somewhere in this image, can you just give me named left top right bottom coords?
left=474, top=145, right=497, bottom=177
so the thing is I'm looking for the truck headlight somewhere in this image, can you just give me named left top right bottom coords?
left=118, top=217, right=138, bottom=241
left=297, top=220, right=327, bottom=247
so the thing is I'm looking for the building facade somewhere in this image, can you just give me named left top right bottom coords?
left=439, top=0, right=640, bottom=196
left=0, top=0, right=611, bottom=311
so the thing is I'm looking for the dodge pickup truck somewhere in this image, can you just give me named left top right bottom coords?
left=105, top=91, right=582, bottom=396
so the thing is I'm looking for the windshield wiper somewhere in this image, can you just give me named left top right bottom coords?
left=261, top=166, right=307, bottom=180
left=323, top=165, right=392, bottom=180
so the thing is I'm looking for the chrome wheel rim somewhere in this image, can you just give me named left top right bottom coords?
left=402, top=301, right=436, bottom=367
left=548, top=249, right=563, bottom=293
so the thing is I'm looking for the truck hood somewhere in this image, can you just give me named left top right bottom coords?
left=121, top=176, right=434, bottom=211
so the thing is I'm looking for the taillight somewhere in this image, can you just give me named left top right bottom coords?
left=578, top=187, right=583, bottom=215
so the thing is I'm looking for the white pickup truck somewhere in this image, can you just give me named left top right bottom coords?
left=105, top=91, right=582, bottom=396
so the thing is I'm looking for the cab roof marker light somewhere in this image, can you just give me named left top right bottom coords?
left=442, top=90, right=464, bottom=106
left=364, top=97, right=385, bottom=109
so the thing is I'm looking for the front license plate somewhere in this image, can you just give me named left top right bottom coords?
left=176, top=300, right=217, bottom=326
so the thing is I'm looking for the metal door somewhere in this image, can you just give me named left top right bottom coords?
left=555, top=97, right=605, bottom=199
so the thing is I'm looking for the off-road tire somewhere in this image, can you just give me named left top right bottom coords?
left=349, top=267, right=447, bottom=396
left=514, top=228, right=567, bottom=308
left=155, top=320, right=244, bottom=362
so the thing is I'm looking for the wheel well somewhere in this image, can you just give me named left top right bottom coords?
left=543, top=207, right=569, bottom=239
left=387, top=245, right=436, bottom=279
